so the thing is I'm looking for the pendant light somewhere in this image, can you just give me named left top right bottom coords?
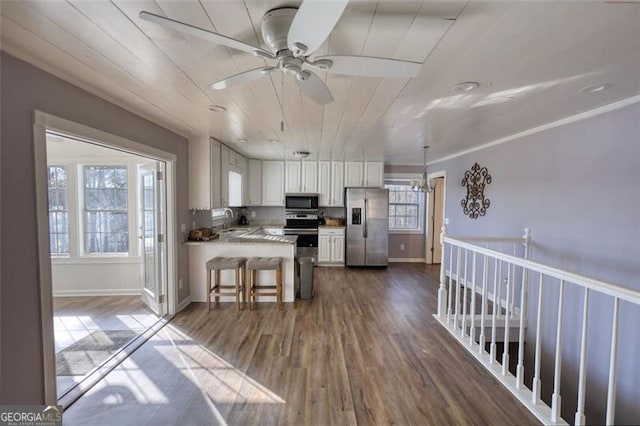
left=411, top=145, right=435, bottom=193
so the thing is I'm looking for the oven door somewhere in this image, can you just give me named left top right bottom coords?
left=284, top=228, right=318, bottom=248
left=285, top=195, right=319, bottom=210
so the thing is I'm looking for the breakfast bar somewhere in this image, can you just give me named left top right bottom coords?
left=187, top=227, right=297, bottom=303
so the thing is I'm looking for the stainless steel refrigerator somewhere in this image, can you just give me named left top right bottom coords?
left=345, top=187, right=389, bottom=267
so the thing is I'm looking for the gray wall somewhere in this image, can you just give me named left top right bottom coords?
left=431, top=102, right=640, bottom=423
left=0, top=52, right=189, bottom=404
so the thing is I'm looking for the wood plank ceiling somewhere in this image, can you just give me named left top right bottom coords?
left=1, top=1, right=639, bottom=164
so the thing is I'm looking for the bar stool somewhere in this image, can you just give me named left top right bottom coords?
left=206, top=257, right=247, bottom=311
left=247, top=257, right=283, bottom=310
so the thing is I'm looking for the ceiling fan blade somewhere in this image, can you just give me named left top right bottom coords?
left=139, top=11, right=275, bottom=59
left=295, top=71, right=334, bottom=105
left=315, top=55, right=422, bottom=78
left=287, top=0, right=348, bottom=56
left=210, top=67, right=275, bottom=90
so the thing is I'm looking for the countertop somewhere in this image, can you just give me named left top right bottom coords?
left=185, top=225, right=296, bottom=245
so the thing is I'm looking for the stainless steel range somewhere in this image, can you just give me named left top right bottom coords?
left=284, top=194, right=319, bottom=261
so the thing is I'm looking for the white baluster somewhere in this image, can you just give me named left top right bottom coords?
left=437, top=225, right=448, bottom=318
left=454, top=247, right=462, bottom=330
left=490, top=257, right=499, bottom=364
left=462, top=249, right=468, bottom=337
left=497, top=244, right=503, bottom=319
left=479, top=255, right=489, bottom=354
left=469, top=252, right=477, bottom=346
left=502, top=276, right=511, bottom=376
left=575, top=288, right=590, bottom=426
left=606, top=297, right=619, bottom=425
left=516, top=265, right=528, bottom=389
left=532, top=272, right=544, bottom=403
left=551, top=279, right=565, bottom=423
left=509, top=262, right=516, bottom=319
left=447, top=243, right=454, bottom=322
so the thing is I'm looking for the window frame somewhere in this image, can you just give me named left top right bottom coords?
left=385, top=175, right=426, bottom=235
left=47, top=165, right=70, bottom=256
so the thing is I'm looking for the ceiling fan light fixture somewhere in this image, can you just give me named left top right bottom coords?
left=291, top=42, right=308, bottom=56
left=580, top=83, right=613, bottom=94
left=312, top=59, right=333, bottom=70
left=296, top=70, right=311, bottom=81
left=450, top=81, right=480, bottom=93
left=207, top=105, right=227, bottom=112
left=293, top=150, right=310, bottom=159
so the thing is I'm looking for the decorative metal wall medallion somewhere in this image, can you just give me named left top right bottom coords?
left=461, top=163, right=492, bottom=219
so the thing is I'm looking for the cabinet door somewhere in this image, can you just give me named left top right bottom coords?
left=188, top=136, right=211, bottom=209
left=332, top=235, right=345, bottom=263
left=318, top=161, right=331, bottom=206
left=262, top=161, right=285, bottom=206
left=318, top=236, right=331, bottom=263
left=210, top=140, right=222, bottom=209
left=302, top=161, right=318, bottom=192
left=364, top=162, right=384, bottom=187
left=248, top=159, right=262, bottom=206
left=239, top=155, right=248, bottom=206
left=331, top=161, right=344, bottom=206
left=345, top=162, right=364, bottom=187
left=220, top=145, right=230, bottom=207
left=285, top=161, right=302, bottom=193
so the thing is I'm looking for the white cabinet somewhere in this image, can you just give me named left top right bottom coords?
left=345, top=162, right=364, bottom=187
left=364, top=162, right=384, bottom=187
left=318, top=227, right=345, bottom=265
left=220, top=145, right=230, bottom=207
left=262, top=161, right=285, bottom=206
left=318, top=161, right=331, bottom=206
left=302, top=161, right=318, bottom=192
left=188, top=136, right=222, bottom=209
left=247, top=159, right=262, bottom=206
left=285, top=161, right=302, bottom=193
left=331, top=161, right=344, bottom=206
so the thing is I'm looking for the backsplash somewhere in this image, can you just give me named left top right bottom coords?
left=189, top=206, right=345, bottom=230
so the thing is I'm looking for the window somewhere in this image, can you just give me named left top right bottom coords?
left=385, top=180, right=424, bottom=232
left=83, top=166, right=129, bottom=254
left=48, top=166, right=69, bottom=255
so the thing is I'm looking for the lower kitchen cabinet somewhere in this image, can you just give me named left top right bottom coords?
left=318, top=227, right=345, bottom=265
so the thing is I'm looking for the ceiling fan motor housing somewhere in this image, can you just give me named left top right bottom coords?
left=262, top=7, right=298, bottom=53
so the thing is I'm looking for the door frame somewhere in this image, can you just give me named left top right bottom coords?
left=425, top=170, right=446, bottom=265
left=33, top=111, right=178, bottom=405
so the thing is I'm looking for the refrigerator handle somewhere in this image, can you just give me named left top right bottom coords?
left=363, top=198, right=368, bottom=238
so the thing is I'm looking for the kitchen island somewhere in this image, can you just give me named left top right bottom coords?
left=187, top=227, right=297, bottom=303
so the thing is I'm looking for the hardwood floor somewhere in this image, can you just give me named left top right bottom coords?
left=63, top=264, right=538, bottom=425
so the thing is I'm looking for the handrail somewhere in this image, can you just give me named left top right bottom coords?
left=443, top=236, right=640, bottom=305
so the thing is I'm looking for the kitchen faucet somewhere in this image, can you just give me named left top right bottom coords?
left=223, top=208, right=234, bottom=229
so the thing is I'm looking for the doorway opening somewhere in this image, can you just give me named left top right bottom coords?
left=426, top=175, right=446, bottom=264
left=34, top=111, right=178, bottom=406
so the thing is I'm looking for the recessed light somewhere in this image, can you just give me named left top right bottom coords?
left=450, top=81, right=480, bottom=93
left=237, top=138, right=248, bottom=144
left=207, top=105, right=227, bottom=112
left=580, top=83, right=613, bottom=94
left=267, top=139, right=280, bottom=144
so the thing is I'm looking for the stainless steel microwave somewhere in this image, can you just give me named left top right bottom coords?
left=285, top=193, right=319, bottom=210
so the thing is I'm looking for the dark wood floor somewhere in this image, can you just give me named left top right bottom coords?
left=64, top=264, right=538, bottom=425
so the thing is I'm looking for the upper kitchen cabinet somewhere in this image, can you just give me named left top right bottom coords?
left=345, top=162, right=364, bottom=187
left=331, top=161, right=344, bottom=206
left=220, top=144, right=230, bottom=207
left=344, top=161, right=383, bottom=187
left=318, top=161, right=331, bottom=206
left=262, top=160, right=285, bottom=206
left=247, top=159, right=261, bottom=206
left=285, top=160, right=318, bottom=193
left=364, top=162, right=384, bottom=187
left=318, top=161, right=344, bottom=207
left=188, top=136, right=221, bottom=209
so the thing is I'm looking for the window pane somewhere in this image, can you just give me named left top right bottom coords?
left=48, top=166, right=69, bottom=255
left=385, top=179, right=422, bottom=232
left=83, top=166, right=129, bottom=254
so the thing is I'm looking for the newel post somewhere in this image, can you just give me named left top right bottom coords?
left=437, top=225, right=448, bottom=318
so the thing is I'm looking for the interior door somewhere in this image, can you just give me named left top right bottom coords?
left=431, top=178, right=445, bottom=263
left=138, top=162, right=166, bottom=315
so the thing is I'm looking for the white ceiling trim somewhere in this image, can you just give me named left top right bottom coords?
left=428, top=95, right=640, bottom=167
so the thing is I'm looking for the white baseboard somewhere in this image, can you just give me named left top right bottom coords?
left=176, top=296, right=192, bottom=313
left=389, top=258, right=426, bottom=263
left=52, top=289, right=140, bottom=297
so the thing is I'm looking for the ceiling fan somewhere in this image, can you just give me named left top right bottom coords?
left=139, top=0, right=422, bottom=105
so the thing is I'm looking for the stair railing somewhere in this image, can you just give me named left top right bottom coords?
left=435, top=225, right=640, bottom=425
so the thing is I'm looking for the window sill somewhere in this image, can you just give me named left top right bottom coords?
left=51, top=256, right=141, bottom=265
